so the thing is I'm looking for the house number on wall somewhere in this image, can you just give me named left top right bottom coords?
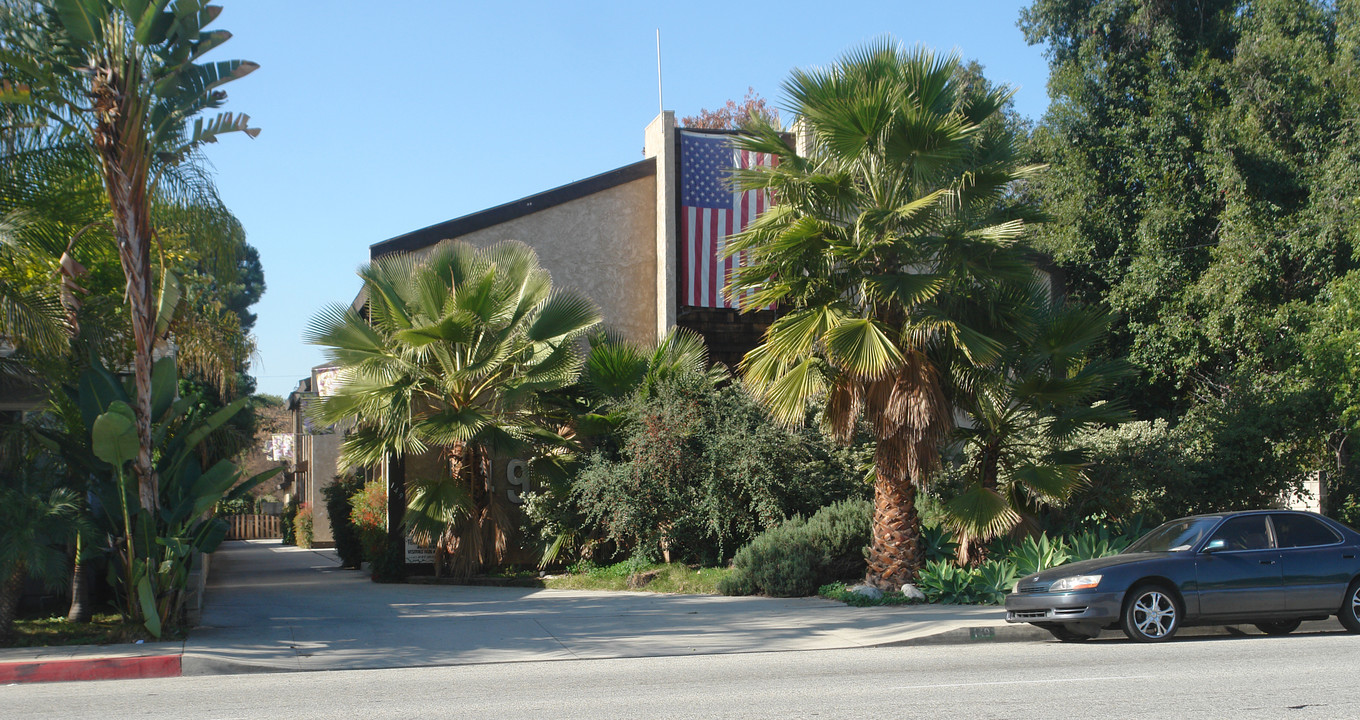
left=507, top=459, right=529, bottom=504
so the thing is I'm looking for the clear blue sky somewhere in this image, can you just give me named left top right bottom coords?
left=206, top=1, right=1054, bottom=398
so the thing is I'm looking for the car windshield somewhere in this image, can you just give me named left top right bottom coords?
left=1123, top=517, right=1222, bottom=553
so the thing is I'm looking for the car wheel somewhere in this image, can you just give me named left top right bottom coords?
left=1339, top=579, right=1360, bottom=633
left=1254, top=620, right=1301, bottom=635
left=1121, top=584, right=1181, bottom=642
left=1045, top=625, right=1096, bottom=643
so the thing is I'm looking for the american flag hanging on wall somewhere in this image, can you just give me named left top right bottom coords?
left=679, top=131, right=776, bottom=309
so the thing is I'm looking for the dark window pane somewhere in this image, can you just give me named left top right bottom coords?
left=1208, top=516, right=1272, bottom=551
left=1273, top=514, right=1341, bottom=548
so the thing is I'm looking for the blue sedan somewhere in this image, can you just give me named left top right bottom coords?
left=1004, top=510, right=1360, bottom=642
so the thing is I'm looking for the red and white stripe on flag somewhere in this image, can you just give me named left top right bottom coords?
left=678, top=131, right=776, bottom=310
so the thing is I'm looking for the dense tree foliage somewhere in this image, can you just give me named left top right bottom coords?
left=1021, top=0, right=1360, bottom=512
left=569, top=372, right=870, bottom=565
left=0, top=2, right=267, bottom=634
left=0, top=0, right=259, bottom=511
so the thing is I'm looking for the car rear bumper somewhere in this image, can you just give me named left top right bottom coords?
left=1004, top=591, right=1124, bottom=624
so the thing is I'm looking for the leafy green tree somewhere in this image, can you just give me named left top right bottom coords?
left=725, top=41, right=1042, bottom=589
left=1020, top=0, right=1358, bottom=513
left=1299, top=270, right=1360, bottom=512
left=1021, top=0, right=1358, bottom=403
left=306, top=240, right=602, bottom=578
left=0, top=0, right=259, bottom=513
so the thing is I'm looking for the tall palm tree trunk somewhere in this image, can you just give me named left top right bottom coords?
left=866, top=472, right=924, bottom=590
left=0, top=564, right=26, bottom=643
left=94, top=55, right=159, bottom=513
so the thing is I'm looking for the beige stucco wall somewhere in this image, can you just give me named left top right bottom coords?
left=644, top=111, right=677, bottom=342
left=307, top=432, right=342, bottom=545
left=410, top=175, right=659, bottom=347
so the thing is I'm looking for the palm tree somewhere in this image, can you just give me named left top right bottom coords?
left=0, top=210, right=67, bottom=370
left=306, top=240, right=602, bottom=578
left=943, top=285, right=1131, bottom=563
left=724, top=41, right=1043, bottom=589
left=0, top=0, right=258, bottom=513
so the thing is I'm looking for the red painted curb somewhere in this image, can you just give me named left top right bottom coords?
left=0, top=654, right=181, bottom=684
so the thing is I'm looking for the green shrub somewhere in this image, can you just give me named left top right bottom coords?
left=215, top=497, right=254, bottom=516
left=366, top=533, right=405, bottom=583
left=1067, top=385, right=1322, bottom=525
left=719, top=498, right=871, bottom=597
left=280, top=497, right=298, bottom=545
left=324, top=475, right=365, bottom=569
left=720, top=520, right=822, bottom=597
left=294, top=504, right=313, bottom=549
left=570, top=374, right=870, bottom=565
left=349, top=480, right=402, bottom=582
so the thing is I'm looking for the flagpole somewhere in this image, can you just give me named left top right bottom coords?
left=656, top=29, right=664, bottom=114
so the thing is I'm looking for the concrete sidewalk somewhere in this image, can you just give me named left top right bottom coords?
left=2, top=539, right=1345, bottom=683
left=180, top=540, right=1030, bottom=675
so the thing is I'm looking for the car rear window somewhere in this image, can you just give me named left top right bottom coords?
left=1272, top=514, right=1342, bottom=548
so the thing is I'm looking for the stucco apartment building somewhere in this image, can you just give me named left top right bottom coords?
left=369, top=111, right=777, bottom=366
left=292, top=112, right=782, bottom=558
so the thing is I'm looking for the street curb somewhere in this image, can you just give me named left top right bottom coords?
left=179, top=655, right=292, bottom=677
left=0, top=654, right=181, bottom=685
left=876, top=624, right=1054, bottom=647
left=882, top=619, right=1345, bottom=647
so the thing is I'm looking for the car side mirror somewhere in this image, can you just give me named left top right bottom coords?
left=1202, top=539, right=1227, bottom=553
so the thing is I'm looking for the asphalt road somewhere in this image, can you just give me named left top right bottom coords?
left=5, top=631, right=1355, bottom=719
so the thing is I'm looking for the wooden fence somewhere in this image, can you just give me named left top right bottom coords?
left=224, top=514, right=282, bottom=540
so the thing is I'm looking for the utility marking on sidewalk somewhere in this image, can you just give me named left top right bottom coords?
left=892, top=675, right=1153, bottom=691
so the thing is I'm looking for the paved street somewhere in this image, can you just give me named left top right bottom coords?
left=6, top=631, right=1357, bottom=718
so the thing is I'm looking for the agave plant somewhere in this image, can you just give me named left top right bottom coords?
left=916, top=559, right=981, bottom=605
left=1006, top=533, right=1072, bottom=579
left=973, top=559, right=1019, bottom=604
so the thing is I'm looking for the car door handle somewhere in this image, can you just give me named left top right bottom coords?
left=1345, top=554, right=1355, bottom=559
left=1259, top=560, right=1277, bottom=565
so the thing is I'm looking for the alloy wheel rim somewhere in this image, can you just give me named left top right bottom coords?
left=1133, top=591, right=1175, bottom=638
left=1352, top=587, right=1360, bottom=619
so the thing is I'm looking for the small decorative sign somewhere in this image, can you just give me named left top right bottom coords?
left=405, top=536, right=435, bottom=564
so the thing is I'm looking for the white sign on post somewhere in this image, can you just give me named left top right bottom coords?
left=405, top=536, right=434, bottom=564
